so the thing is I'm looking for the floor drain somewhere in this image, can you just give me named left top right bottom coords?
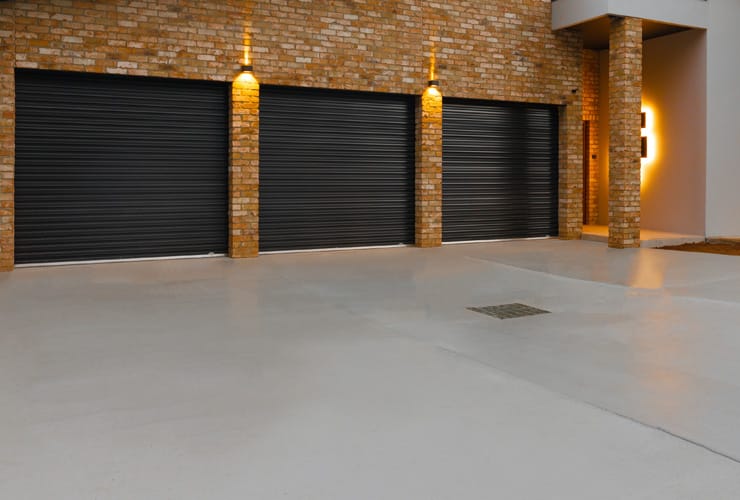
left=467, top=303, right=550, bottom=320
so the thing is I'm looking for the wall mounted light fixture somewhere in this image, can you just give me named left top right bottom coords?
left=236, top=38, right=258, bottom=84
left=236, top=48, right=257, bottom=85
left=428, top=79, right=439, bottom=87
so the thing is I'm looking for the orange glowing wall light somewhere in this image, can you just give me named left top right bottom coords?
left=242, top=38, right=253, bottom=69
left=241, top=37, right=253, bottom=72
left=640, top=104, right=657, bottom=187
left=425, top=46, right=441, bottom=97
left=236, top=33, right=257, bottom=85
left=428, top=45, right=436, bottom=82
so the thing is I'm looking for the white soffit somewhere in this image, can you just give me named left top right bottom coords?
left=552, top=0, right=709, bottom=30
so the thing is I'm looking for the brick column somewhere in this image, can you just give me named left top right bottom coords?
left=558, top=94, right=584, bottom=240
left=415, top=86, right=443, bottom=247
left=229, top=72, right=259, bottom=258
left=0, top=7, right=14, bottom=272
left=608, top=16, right=642, bottom=248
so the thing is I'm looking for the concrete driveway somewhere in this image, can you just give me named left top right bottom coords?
left=3, top=239, right=740, bottom=499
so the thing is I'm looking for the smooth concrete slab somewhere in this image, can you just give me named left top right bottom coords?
left=583, top=224, right=705, bottom=248
left=3, top=241, right=740, bottom=498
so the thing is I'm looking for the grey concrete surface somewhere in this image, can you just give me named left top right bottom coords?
left=582, top=225, right=705, bottom=248
left=3, top=240, right=740, bottom=499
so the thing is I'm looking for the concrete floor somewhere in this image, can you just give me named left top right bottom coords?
left=3, top=240, right=740, bottom=499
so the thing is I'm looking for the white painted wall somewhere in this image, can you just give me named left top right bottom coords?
left=705, top=0, right=740, bottom=237
left=553, top=0, right=708, bottom=30
left=641, top=29, right=706, bottom=235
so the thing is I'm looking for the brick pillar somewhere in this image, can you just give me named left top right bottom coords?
left=608, top=16, right=642, bottom=248
left=415, top=86, right=443, bottom=247
left=0, top=7, right=14, bottom=272
left=229, top=71, right=259, bottom=258
left=558, top=92, right=584, bottom=240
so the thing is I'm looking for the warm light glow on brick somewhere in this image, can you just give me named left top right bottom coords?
left=243, top=26, right=251, bottom=67
left=231, top=68, right=259, bottom=258
left=236, top=71, right=258, bottom=86
left=428, top=46, right=436, bottom=82
left=425, top=85, right=441, bottom=98
left=416, top=83, right=443, bottom=248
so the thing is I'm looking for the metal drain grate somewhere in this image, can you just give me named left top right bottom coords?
left=467, top=303, right=550, bottom=320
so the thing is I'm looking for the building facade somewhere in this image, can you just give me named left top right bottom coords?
left=0, top=0, right=729, bottom=271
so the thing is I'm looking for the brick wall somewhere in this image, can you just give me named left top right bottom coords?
left=583, top=49, right=600, bottom=226
left=11, top=1, right=244, bottom=79
left=608, top=17, right=643, bottom=248
left=415, top=87, right=443, bottom=247
left=252, top=1, right=582, bottom=103
left=230, top=73, right=260, bottom=258
left=420, top=2, right=582, bottom=103
left=0, top=0, right=584, bottom=269
left=0, top=5, right=14, bottom=272
left=251, top=0, right=420, bottom=93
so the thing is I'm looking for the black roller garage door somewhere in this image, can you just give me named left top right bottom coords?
left=15, top=70, right=228, bottom=264
left=443, top=99, right=559, bottom=242
left=259, top=86, right=414, bottom=251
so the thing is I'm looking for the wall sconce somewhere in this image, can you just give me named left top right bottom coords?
left=426, top=44, right=440, bottom=91
left=242, top=40, right=253, bottom=73
left=236, top=41, right=258, bottom=84
left=236, top=56, right=257, bottom=85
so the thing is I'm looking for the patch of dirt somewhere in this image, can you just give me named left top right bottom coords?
left=660, top=239, right=740, bottom=256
